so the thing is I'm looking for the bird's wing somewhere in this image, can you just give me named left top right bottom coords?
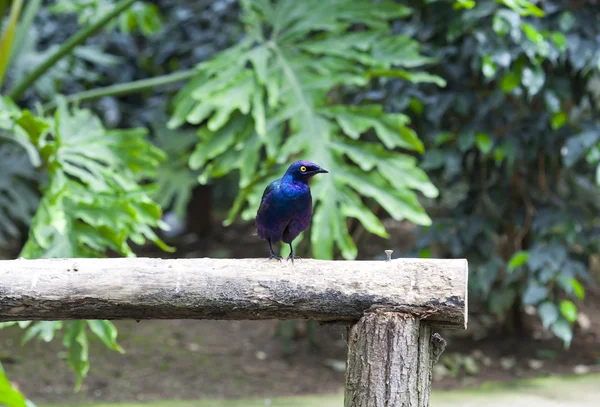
left=259, top=179, right=279, bottom=205
left=255, top=179, right=279, bottom=221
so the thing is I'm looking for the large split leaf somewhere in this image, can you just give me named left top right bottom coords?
left=20, top=97, right=170, bottom=258
left=169, top=0, right=443, bottom=259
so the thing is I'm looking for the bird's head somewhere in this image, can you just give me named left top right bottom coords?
left=284, top=160, right=329, bottom=182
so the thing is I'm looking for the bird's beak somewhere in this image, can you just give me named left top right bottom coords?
left=316, top=167, right=329, bottom=174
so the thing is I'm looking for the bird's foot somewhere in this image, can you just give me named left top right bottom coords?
left=286, top=253, right=302, bottom=264
left=268, top=253, right=283, bottom=261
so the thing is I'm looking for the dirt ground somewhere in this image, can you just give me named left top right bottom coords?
left=1, top=220, right=599, bottom=404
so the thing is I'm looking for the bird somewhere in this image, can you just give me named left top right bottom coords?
left=255, top=160, right=328, bottom=264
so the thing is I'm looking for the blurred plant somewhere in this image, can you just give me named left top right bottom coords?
left=0, top=361, right=35, bottom=407
left=0, top=0, right=177, bottom=389
left=49, top=0, right=163, bottom=37
left=389, top=0, right=600, bottom=347
left=150, top=119, right=200, bottom=221
left=451, top=0, right=544, bottom=16
left=1, top=0, right=137, bottom=99
left=169, top=0, right=444, bottom=259
left=0, top=95, right=169, bottom=387
left=0, top=0, right=169, bottom=244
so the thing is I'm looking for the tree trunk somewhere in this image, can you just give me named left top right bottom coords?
left=344, top=312, right=446, bottom=407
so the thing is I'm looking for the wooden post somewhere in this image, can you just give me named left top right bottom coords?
left=344, top=312, right=446, bottom=407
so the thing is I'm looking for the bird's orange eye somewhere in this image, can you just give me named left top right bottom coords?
left=300, top=166, right=307, bottom=172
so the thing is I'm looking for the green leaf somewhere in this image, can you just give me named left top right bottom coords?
left=559, top=300, right=578, bottom=323
left=331, top=139, right=438, bottom=198
left=550, top=318, right=573, bottom=349
left=324, top=105, right=424, bottom=152
left=475, top=133, right=493, bottom=154
left=550, top=32, right=567, bottom=52
left=87, top=320, right=125, bottom=353
left=453, top=0, right=476, bottom=10
left=522, top=280, right=548, bottom=305
left=544, top=90, right=561, bottom=113
left=537, top=302, right=558, bottom=329
left=374, top=69, right=447, bottom=87
left=434, top=132, right=454, bottom=146
left=551, top=112, right=567, bottom=130
left=311, top=196, right=335, bottom=260
left=501, top=70, right=521, bottom=93
left=0, top=361, right=30, bottom=407
left=21, top=321, right=62, bottom=344
left=482, top=55, right=497, bottom=79
left=62, top=321, right=89, bottom=391
left=499, top=0, right=544, bottom=17
left=189, top=115, right=247, bottom=170
left=521, top=22, right=543, bottom=44
left=337, top=168, right=432, bottom=226
left=332, top=205, right=358, bottom=260
left=150, top=121, right=199, bottom=220
left=508, top=250, right=528, bottom=272
left=596, top=164, right=600, bottom=186
left=521, top=66, right=545, bottom=97
left=570, top=278, right=585, bottom=300
left=563, top=130, right=600, bottom=168
left=340, top=192, right=389, bottom=239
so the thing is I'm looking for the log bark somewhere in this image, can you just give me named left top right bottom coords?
left=0, top=257, right=467, bottom=326
left=344, top=312, right=446, bottom=407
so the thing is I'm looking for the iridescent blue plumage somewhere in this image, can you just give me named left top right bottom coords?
left=256, top=160, right=328, bottom=263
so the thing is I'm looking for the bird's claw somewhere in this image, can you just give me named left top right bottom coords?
left=286, top=254, right=301, bottom=264
left=268, top=253, right=283, bottom=261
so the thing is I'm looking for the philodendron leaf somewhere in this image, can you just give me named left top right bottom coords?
left=170, top=0, right=439, bottom=259
left=20, top=96, right=172, bottom=259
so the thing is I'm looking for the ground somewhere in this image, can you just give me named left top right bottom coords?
left=33, top=375, right=600, bottom=407
left=1, top=220, right=599, bottom=404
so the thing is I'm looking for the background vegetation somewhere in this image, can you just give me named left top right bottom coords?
left=0, top=0, right=598, bottom=405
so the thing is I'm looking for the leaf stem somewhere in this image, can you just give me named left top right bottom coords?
left=42, top=69, right=198, bottom=112
left=0, top=0, right=23, bottom=90
left=8, top=0, right=42, bottom=68
left=0, top=0, right=7, bottom=33
left=8, top=0, right=136, bottom=100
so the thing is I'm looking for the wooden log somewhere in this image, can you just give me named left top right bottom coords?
left=344, top=312, right=447, bottom=407
left=0, top=257, right=467, bottom=326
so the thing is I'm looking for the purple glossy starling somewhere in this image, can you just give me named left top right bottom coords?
left=255, top=160, right=328, bottom=263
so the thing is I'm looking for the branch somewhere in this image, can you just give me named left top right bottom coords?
left=0, top=257, right=469, bottom=328
left=42, top=69, right=197, bottom=112
left=8, top=0, right=136, bottom=99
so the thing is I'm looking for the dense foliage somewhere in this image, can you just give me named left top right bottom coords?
left=0, top=0, right=170, bottom=394
left=392, top=0, right=600, bottom=346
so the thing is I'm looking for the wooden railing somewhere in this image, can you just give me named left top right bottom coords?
left=0, top=257, right=468, bottom=406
